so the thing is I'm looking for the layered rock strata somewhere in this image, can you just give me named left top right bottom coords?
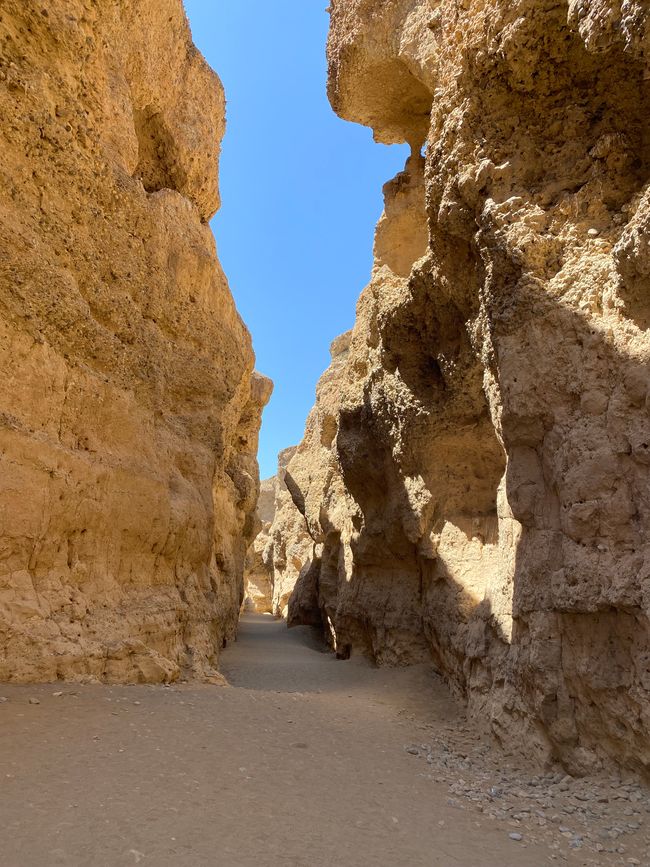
left=0, top=0, right=271, bottom=682
left=281, top=0, right=650, bottom=775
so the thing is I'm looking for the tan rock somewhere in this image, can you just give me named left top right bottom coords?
left=243, top=479, right=275, bottom=614
left=284, top=0, right=650, bottom=774
left=242, top=534, right=274, bottom=615
left=269, top=448, right=314, bottom=619
left=244, top=447, right=313, bottom=619
left=0, top=0, right=271, bottom=682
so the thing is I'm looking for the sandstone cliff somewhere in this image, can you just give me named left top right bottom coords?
left=0, top=0, right=271, bottom=682
left=243, top=477, right=276, bottom=614
left=267, top=446, right=313, bottom=618
left=281, top=0, right=650, bottom=775
left=244, top=447, right=312, bottom=618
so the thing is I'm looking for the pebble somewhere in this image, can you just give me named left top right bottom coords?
left=406, top=731, right=650, bottom=860
left=0, top=697, right=7, bottom=703
left=29, top=698, right=40, bottom=705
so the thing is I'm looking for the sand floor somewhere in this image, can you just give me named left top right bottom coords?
left=0, top=614, right=645, bottom=866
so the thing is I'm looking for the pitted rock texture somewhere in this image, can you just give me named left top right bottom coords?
left=284, top=0, right=650, bottom=775
left=0, top=0, right=271, bottom=683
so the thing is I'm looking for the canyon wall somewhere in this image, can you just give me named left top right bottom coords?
left=0, top=0, right=271, bottom=682
left=243, top=476, right=276, bottom=614
left=244, top=447, right=312, bottom=617
left=280, top=0, right=650, bottom=774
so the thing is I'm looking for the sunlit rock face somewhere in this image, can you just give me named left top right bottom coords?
left=244, top=477, right=276, bottom=614
left=284, top=0, right=650, bottom=774
left=0, top=0, right=271, bottom=683
left=267, top=448, right=313, bottom=618
left=245, top=449, right=312, bottom=618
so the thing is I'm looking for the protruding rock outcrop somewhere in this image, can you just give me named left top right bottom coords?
left=0, top=0, right=271, bottom=682
left=280, top=0, right=650, bottom=775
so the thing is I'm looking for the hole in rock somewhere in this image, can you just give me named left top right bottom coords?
left=133, top=105, right=186, bottom=195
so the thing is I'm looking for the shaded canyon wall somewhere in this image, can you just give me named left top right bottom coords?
left=0, top=0, right=271, bottom=682
left=276, top=0, right=650, bottom=775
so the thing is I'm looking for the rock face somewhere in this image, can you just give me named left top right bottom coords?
left=282, top=0, right=650, bottom=775
left=267, top=447, right=313, bottom=618
left=243, top=477, right=276, bottom=614
left=244, top=448, right=312, bottom=618
left=0, top=0, right=271, bottom=682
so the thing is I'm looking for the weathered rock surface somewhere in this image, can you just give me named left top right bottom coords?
left=268, top=449, right=317, bottom=620
left=244, top=447, right=312, bottom=618
left=0, top=0, right=271, bottom=682
left=282, top=0, right=650, bottom=775
left=243, top=478, right=276, bottom=614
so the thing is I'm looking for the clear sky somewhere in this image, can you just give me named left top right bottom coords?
left=183, top=1, right=409, bottom=479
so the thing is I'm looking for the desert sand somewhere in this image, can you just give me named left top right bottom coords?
left=0, top=615, right=647, bottom=866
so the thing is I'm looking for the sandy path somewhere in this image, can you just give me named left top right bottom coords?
left=0, top=614, right=637, bottom=866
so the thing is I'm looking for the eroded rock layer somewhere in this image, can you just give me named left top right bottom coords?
left=0, top=0, right=271, bottom=682
left=281, top=0, right=650, bottom=774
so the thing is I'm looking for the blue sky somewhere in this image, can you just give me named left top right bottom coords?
left=184, top=1, right=409, bottom=479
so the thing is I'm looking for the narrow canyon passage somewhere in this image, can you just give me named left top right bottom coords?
left=2, top=2, right=650, bottom=866
left=0, top=616, right=645, bottom=866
